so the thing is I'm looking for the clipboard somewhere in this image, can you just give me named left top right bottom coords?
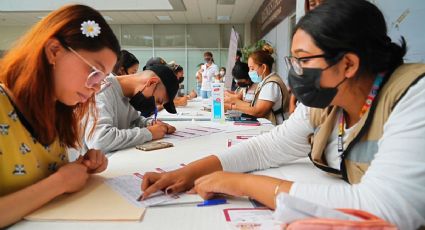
left=25, top=176, right=145, bottom=221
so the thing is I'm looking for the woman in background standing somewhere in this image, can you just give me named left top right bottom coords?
left=199, top=52, right=219, bottom=98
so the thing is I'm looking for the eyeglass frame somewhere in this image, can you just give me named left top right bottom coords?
left=284, top=53, right=344, bottom=75
left=56, top=37, right=111, bottom=94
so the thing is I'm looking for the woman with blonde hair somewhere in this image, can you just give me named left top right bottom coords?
left=0, top=4, right=120, bottom=227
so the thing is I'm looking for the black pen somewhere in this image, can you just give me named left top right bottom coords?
left=137, top=190, right=168, bottom=201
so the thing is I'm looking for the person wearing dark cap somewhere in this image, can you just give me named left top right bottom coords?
left=226, top=62, right=257, bottom=104
left=167, top=61, right=197, bottom=107
left=143, top=56, right=166, bottom=71
left=84, top=65, right=179, bottom=153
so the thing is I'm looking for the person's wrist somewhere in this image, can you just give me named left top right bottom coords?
left=146, top=126, right=155, bottom=137
left=177, top=166, right=199, bottom=188
left=50, top=170, right=68, bottom=194
left=146, top=118, right=154, bottom=126
left=237, top=174, right=252, bottom=197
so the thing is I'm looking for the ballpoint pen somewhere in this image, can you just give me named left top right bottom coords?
left=137, top=188, right=169, bottom=202
left=137, top=191, right=165, bottom=201
left=197, top=198, right=227, bottom=207
left=153, top=106, right=158, bottom=124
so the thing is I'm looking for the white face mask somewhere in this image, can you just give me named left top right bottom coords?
left=220, top=71, right=225, bottom=76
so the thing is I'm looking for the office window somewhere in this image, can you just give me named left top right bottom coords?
left=123, top=49, right=154, bottom=72
left=121, top=25, right=153, bottom=48
left=187, top=25, right=220, bottom=48
left=219, top=49, right=229, bottom=70
left=108, top=24, right=244, bottom=93
left=154, top=48, right=186, bottom=86
left=154, top=25, right=185, bottom=48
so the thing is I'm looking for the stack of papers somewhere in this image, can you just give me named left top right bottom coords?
left=105, top=164, right=204, bottom=208
left=163, top=125, right=224, bottom=142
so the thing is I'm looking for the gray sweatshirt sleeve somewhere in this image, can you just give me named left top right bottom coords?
left=84, top=92, right=153, bottom=153
left=130, top=116, right=153, bottom=128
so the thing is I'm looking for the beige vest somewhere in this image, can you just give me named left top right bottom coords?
left=251, top=73, right=290, bottom=125
left=309, top=64, right=425, bottom=184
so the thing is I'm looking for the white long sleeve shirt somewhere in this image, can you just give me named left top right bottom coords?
left=216, top=77, right=425, bottom=229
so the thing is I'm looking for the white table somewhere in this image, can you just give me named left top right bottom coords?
left=158, top=97, right=211, bottom=121
left=10, top=102, right=344, bottom=230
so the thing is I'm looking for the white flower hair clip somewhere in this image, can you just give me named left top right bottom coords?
left=80, top=20, right=101, bottom=38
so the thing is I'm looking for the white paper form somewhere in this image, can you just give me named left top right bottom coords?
left=105, top=164, right=203, bottom=208
left=200, top=121, right=266, bottom=133
left=105, top=174, right=175, bottom=208
left=273, top=193, right=361, bottom=224
left=224, top=208, right=274, bottom=222
left=163, top=125, right=224, bottom=142
left=224, top=208, right=282, bottom=230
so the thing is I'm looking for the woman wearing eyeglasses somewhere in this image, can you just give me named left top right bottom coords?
left=0, top=5, right=120, bottom=227
left=141, top=0, right=425, bottom=228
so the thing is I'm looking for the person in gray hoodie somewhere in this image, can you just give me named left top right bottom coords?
left=84, top=64, right=179, bottom=153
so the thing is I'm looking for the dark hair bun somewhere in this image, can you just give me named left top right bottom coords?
left=262, top=43, right=274, bottom=55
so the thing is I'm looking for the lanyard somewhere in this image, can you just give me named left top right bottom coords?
left=337, top=73, right=385, bottom=154
left=255, top=72, right=275, bottom=95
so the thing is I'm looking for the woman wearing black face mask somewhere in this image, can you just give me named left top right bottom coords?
left=140, top=1, right=425, bottom=229
left=225, top=61, right=257, bottom=104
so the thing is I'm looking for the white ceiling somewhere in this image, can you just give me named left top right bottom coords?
left=0, top=0, right=173, bottom=11
left=0, top=0, right=265, bottom=25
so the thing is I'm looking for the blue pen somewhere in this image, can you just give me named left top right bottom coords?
left=153, top=107, right=158, bottom=124
left=197, top=198, right=227, bottom=207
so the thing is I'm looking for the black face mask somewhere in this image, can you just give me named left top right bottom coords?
left=288, top=68, right=346, bottom=108
left=178, top=76, right=184, bottom=84
left=129, top=91, right=156, bottom=117
left=236, top=81, right=250, bottom=88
